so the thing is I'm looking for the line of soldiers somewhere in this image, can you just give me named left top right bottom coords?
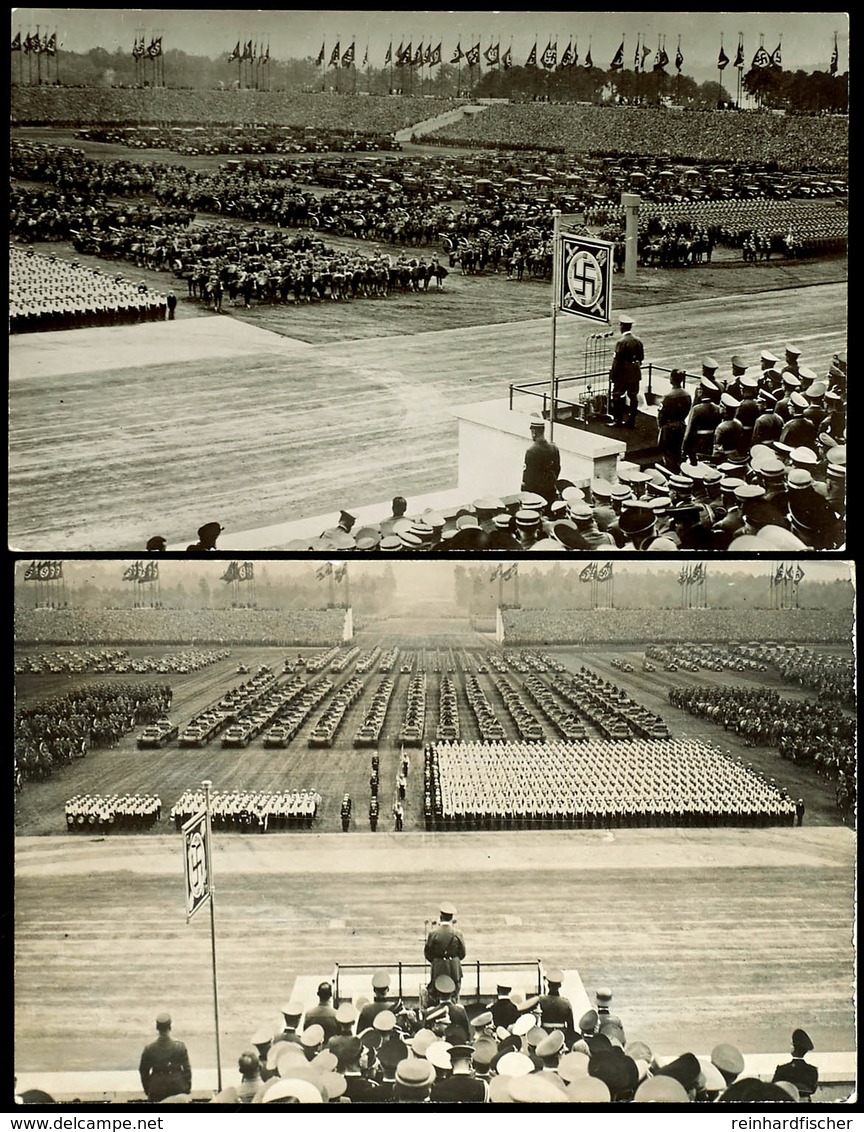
left=424, top=739, right=797, bottom=829
left=169, top=788, right=321, bottom=831
left=65, top=792, right=162, bottom=831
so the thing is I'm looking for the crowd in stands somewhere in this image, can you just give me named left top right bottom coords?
left=500, top=608, right=851, bottom=646
left=11, top=88, right=458, bottom=132
left=15, top=681, right=172, bottom=784
left=429, top=103, right=848, bottom=173
left=9, top=245, right=168, bottom=333
left=424, top=738, right=798, bottom=829
left=13, top=608, right=347, bottom=647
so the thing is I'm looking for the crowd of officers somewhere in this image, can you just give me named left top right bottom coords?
left=9, top=245, right=169, bottom=333
left=15, top=681, right=172, bottom=786
left=423, top=739, right=798, bottom=830
left=207, top=964, right=820, bottom=1104
left=65, top=792, right=162, bottom=831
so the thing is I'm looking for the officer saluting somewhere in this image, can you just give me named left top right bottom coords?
left=424, top=903, right=466, bottom=999
left=609, top=314, right=644, bottom=429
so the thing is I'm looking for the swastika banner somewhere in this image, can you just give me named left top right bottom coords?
left=558, top=234, right=614, bottom=324
left=182, top=810, right=210, bottom=922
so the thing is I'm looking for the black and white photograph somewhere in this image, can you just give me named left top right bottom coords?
left=13, top=557, right=856, bottom=1108
left=9, top=9, right=847, bottom=554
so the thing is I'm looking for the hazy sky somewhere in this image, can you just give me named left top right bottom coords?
left=12, top=9, right=848, bottom=74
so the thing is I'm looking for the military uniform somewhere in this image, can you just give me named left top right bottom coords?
left=609, top=321, right=644, bottom=428
left=139, top=1016, right=192, bottom=1102
left=521, top=422, right=561, bottom=505
left=657, top=383, right=692, bottom=472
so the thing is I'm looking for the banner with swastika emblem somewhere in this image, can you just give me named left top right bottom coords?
left=182, top=810, right=210, bottom=921
left=559, top=234, right=613, bottom=324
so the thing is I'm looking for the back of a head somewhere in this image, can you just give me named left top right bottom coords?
left=392, top=496, right=408, bottom=517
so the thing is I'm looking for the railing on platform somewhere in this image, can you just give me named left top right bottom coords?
left=331, top=959, right=543, bottom=1005
left=509, top=363, right=704, bottom=428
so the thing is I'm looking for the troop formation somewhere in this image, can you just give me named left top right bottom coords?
left=424, top=739, right=798, bottom=829
left=9, top=245, right=169, bottom=333
left=65, top=792, right=162, bottom=831
left=169, top=788, right=321, bottom=831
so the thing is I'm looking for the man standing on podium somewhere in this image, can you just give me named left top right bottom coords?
left=609, top=313, right=644, bottom=429
left=424, top=903, right=466, bottom=1000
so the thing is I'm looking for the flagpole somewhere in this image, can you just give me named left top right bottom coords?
left=201, top=780, right=223, bottom=1093
left=548, top=209, right=562, bottom=443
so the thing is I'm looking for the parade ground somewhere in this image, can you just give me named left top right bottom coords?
left=8, top=205, right=847, bottom=552
left=14, top=627, right=857, bottom=1097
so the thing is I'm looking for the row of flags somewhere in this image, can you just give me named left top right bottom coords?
left=131, top=35, right=163, bottom=59
left=490, top=564, right=519, bottom=581
left=23, top=561, right=64, bottom=581
left=771, top=564, right=806, bottom=586
left=580, top=562, right=614, bottom=582
left=221, top=562, right=255, bottom=582
left=123, top=561, right=159, bottom=582
left=678, top=564, right=706, bottom=585
left=309, top=35, right=839, bottom=74
left=317, top=562, right=348, bottom=582
left=228, top=39, right=270, bottom=64
left=11, top=31, right=57, bottom=55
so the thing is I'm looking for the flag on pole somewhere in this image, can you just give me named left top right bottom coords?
left=430, top=42, right=442, bottom=65
left=734, top=37, right=745, bottom=68
left=24, top=561, right=36, bottom=580
left=596, top=562, right=613, bottom=583
left=490, top=565, right=502, bottom=581
left=675, top=40, right=684, bottom=71
left=329, top=40, right=341, bottom=65
left=633, top=36, right=640, bottom=69
left=794, top=564, right=805, bottom=584
left=584, top=44, right=594, bottom=69
left=653, top=44, right=669, bottom=70
left=501, top=564, right=518, bottom=581
left=579, top=563, right=597, bottom=583
left=384, top=41, right=392, bottom=64
left=342, top=41, right=355, bottom=66
left=12, top=31, right=21, bottom=51
left=422, top=42, right=431, bottom=64
left=334, top=563, right=347, bottom=583
left=451, top=40, right=463, bottom=63
left=561, top=40, right=574, bottom=67
left=484, top=41, right=500, bottom=65
left=541, top=39, right=557, bottom=68
left=785, top=563, right=796, bottom=581
left=132, top=34, right=146, bottom=58
left=260, top=42, right=270, bottom=64
left=641, top=41, right=651, bottom=69
left=413, top=42, right=424, bottom=66
left=221, top=562, right=238, bottom=582
left=677, top=565, right=690, bottom=586
left=316, top=563, right=333, bottom=580
left=718, top=43, right=730, bottom=69
left=525, top=40, right=537, bottom=66
left=399, top=41, right=412, bottom=65
left=609, top=41, right=625, bottom=70
left=830, top=37, right=838, bottom=74
left=751, top=43, right=771, bottom=68
left=769, top=42, right=782, bottom=68
left=465, top=42, right=480, bottom=65
left=148, top=36, right=163, bottom=58
left=362, top=44, right=368, bottom=66
left=501, top=45, right=512, bottom=69
left=315, top=41, right=325, bottom=65
left=774, top=562, right=786, bottom=587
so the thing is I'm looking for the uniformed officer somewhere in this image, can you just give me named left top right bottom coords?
left=424, top=903, right=466, bottom=998
left=772, top=1028, right=819, bottom=1101
left=139, top=1013, right=192, bottom=1103
left=537, top=968, right=575, bottom=1040
left=609, top=314, right=644, bottom=428
left=657, top=368, right=692, bottom=473
left=521, top=414, right=560, bottom=506
left=682, top=378, right=722, bottom=461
